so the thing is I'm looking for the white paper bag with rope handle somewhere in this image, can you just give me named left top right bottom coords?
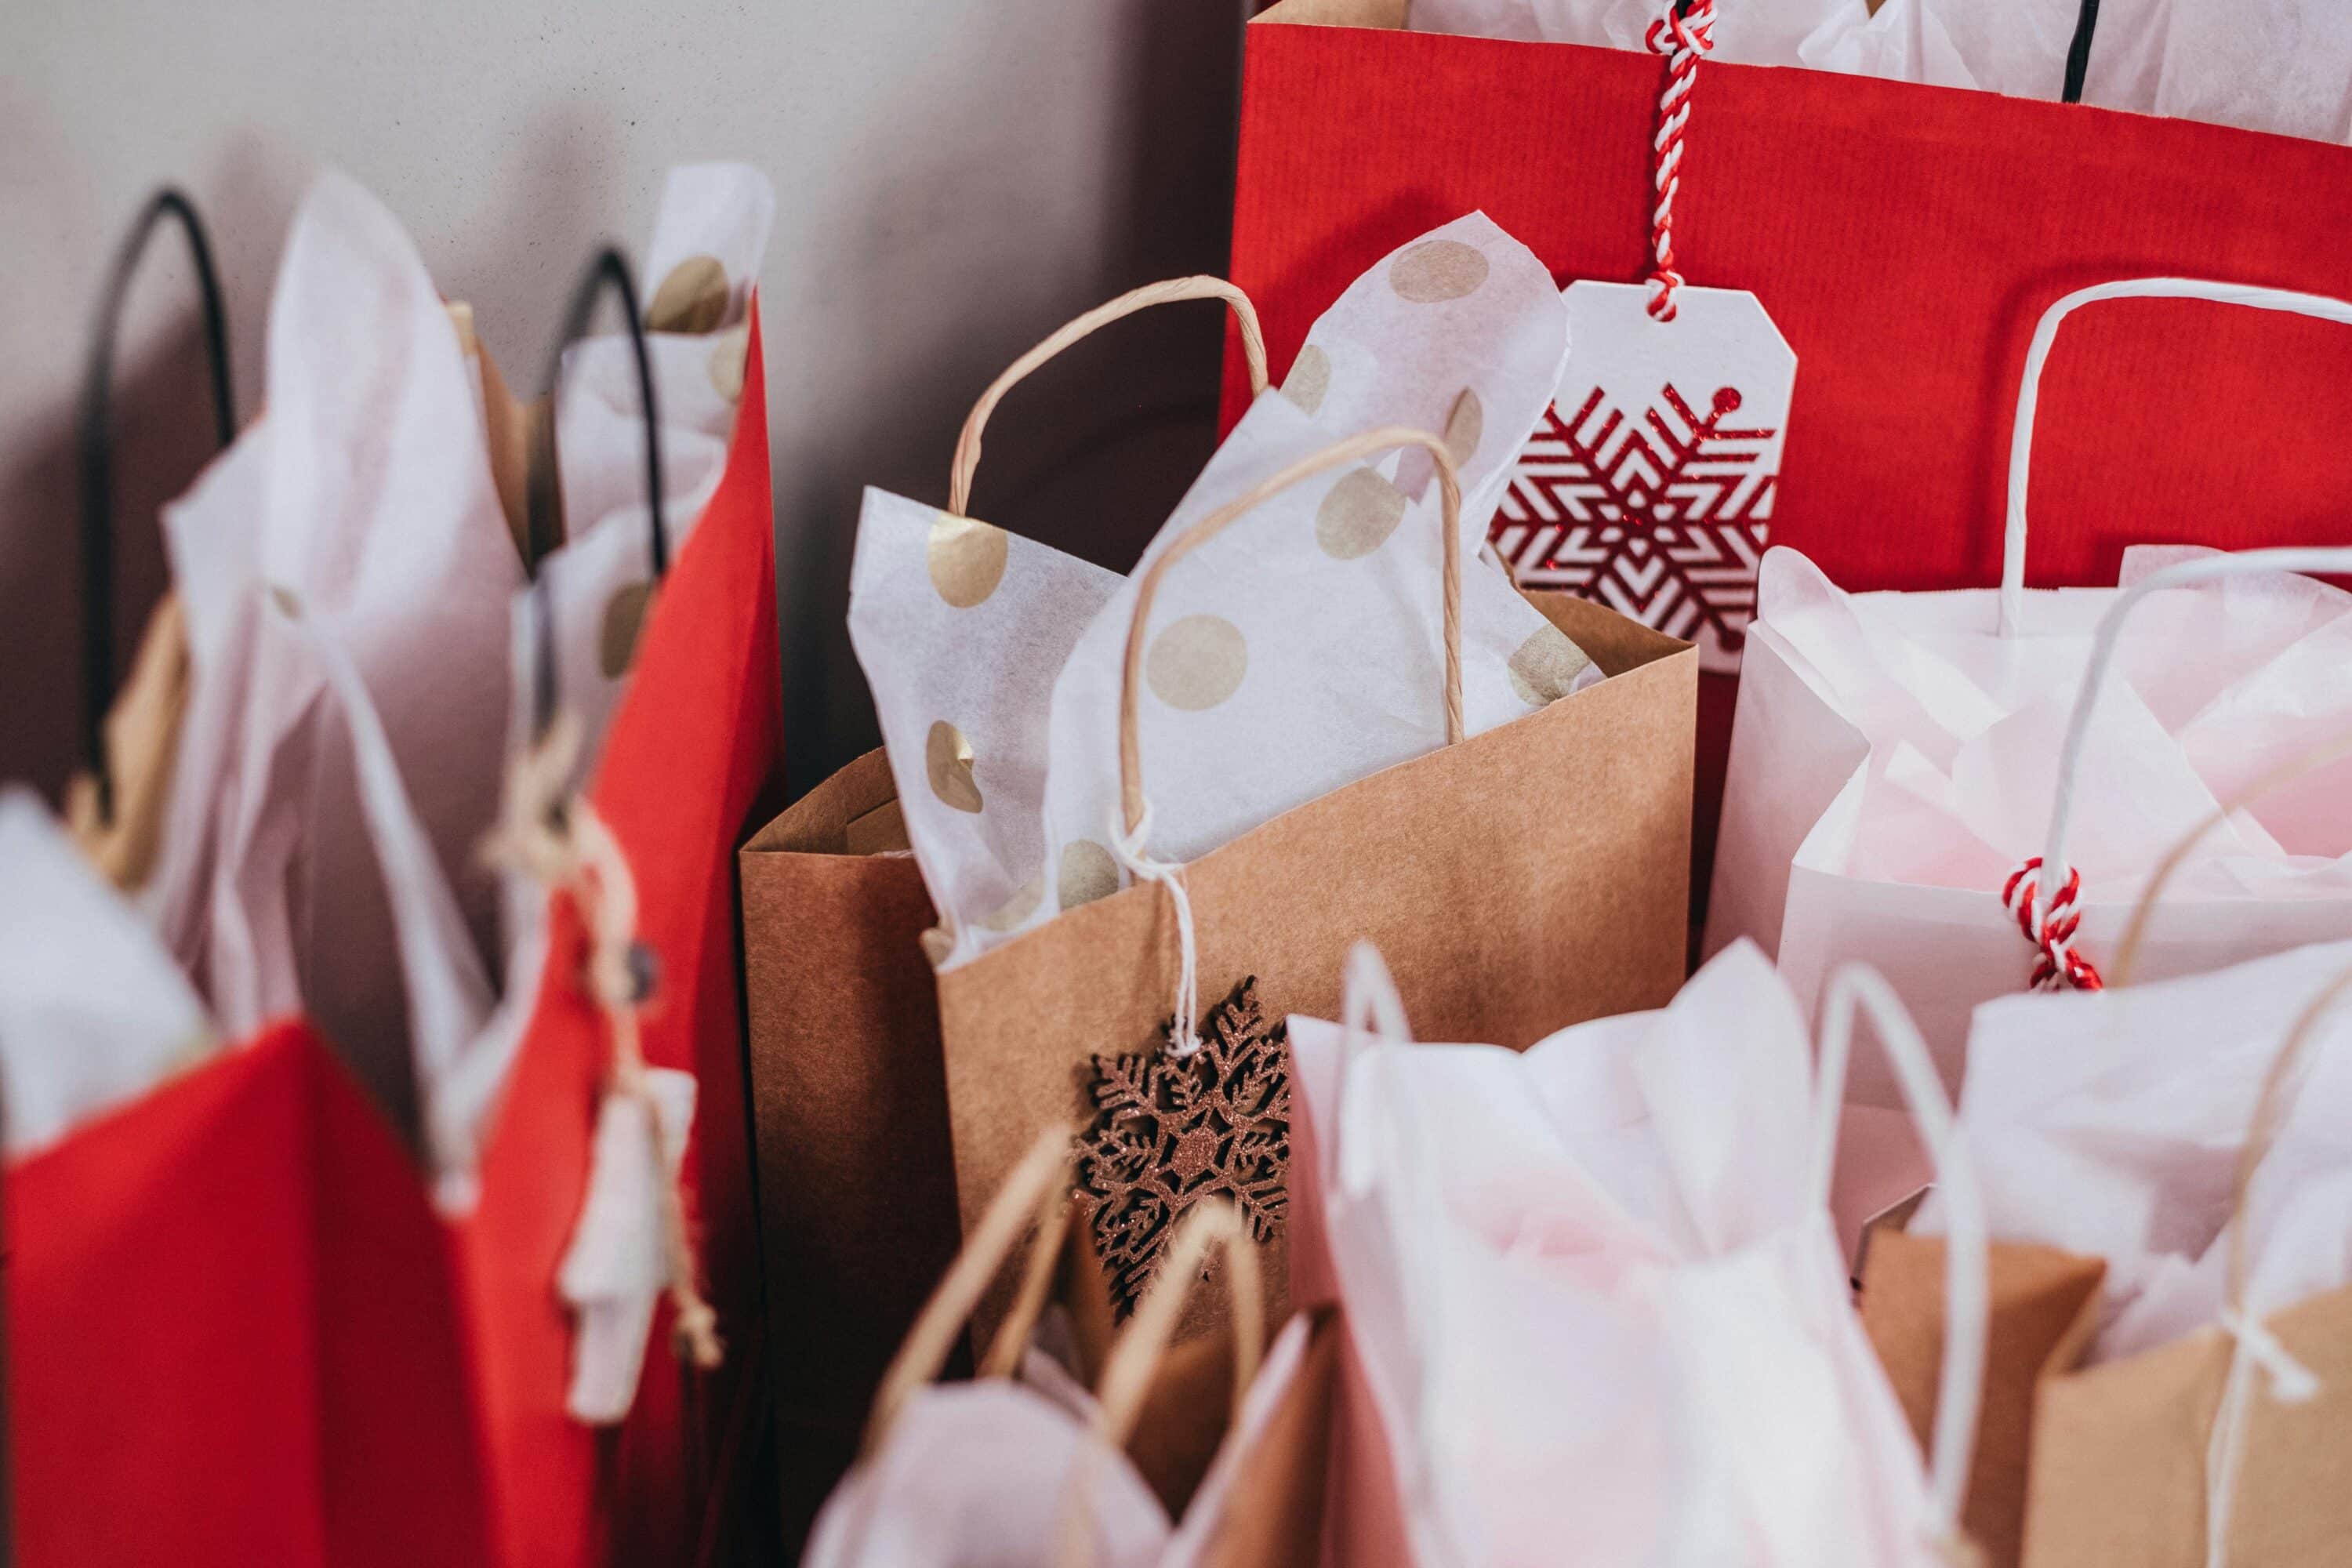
left=1704, top=278, right=2352, bottom=1247
left=1284, top=941, right=1991, bottom=1568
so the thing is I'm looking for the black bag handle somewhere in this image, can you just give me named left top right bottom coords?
left=78, top=188, right=235, bottom=823
left=2063, top=0, right=2101, bottom=104
left=528, top=248, right=670, bottom=741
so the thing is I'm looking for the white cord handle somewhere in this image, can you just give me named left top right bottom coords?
left=2033, top=546, right=2352, bottom=933
left=2002, top=278, right=2352, bottom=637
left=1809, top=966, right=1988, bottom=1541
left=1333, top=940, right=1417, bottom=1196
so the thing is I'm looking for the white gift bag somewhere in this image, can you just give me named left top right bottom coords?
left=0, top=789, right=216, bottom=1156
left=1285, top=942, right=1989, bottom=1567
left=1918, top=938, right=2352, bottom=1367
left=1706, top=278, right=2352, bottom=1236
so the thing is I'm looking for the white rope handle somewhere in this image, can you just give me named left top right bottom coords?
left=2001, top=278, right=2352, bottom=637
left=2031, top=546, right=2352, bottom=938
left=1334, top=940, right=1416, bottom=1196
left=1809, top=966, right=1988, bottom=1546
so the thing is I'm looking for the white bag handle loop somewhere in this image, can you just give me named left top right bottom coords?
left=1808, top=965, right=1988, bottom=1551
left=1333, top=940, right=1417, bottom=1196
left=2029, top=546, right=2352, bottom=952
left=2201, top=964, right=2350, bottom=1568
left=2001, top=278, right=2352, bottom=638
left=1328, top=941, right=1473, bottom=1566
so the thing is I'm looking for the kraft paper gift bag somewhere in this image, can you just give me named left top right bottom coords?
left=742, top=277, right=1276, bottom=1545
left=1863, top=940, right=2352, bottom=1568
left=804, top=1130, right=1338, bottom=1568
left=916, top=224, right=1679, bottom=1359
left=931, top=419, right=1686, bottom=1343
left=1705, top=280, right=2352, bottom=1242
left=1282, top=941, right=1991, bottom=1567
left=743, top=244, right=1671, bottom=1537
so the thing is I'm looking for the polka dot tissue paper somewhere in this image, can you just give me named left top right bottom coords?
left=851, top=212, right=1599, bottom=968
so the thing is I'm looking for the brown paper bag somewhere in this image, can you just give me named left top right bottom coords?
left=1863, top=968, right=2352, bottom=1568
left=743, top=286, right=1691, bottom=1536
left=808, top=1129, right=1338, bottom=1567
left=742, top=279, right=1279, bottom=1541
left=937, top=423, right=1693, bottom=1346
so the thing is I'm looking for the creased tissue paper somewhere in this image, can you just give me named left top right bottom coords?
left=1289, top=942, right=1969, bottom=1567
left=851, top=212, right=1592, bottom=966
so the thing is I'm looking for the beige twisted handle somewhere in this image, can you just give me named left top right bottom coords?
left=1092, top=1202, right=1265, bottom=1449
left=948, top=276, right=1270, bottom=518
left=2107, top=725, right=2352, bottom=988
left=2226, top=965, right=2352, bottom=1318
left=861, top=1125, right=1073, bottom=1457
left=1118, top=426, right=1465, bottom=834
left=1050, top=1202, right=1266, bottom=1568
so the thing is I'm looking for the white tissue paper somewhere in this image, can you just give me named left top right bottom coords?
left=1413, top=0, right=1847, bottom=67
left=514, top=162, right=775, bottom=802
left=852, top=212, right=1592, bottom=966
left=1798, top=0, right=2352, bottom=144
left=1415, top=0, right=2352, bottom=144
left=0, top=789, right=216, bottom=1157
left=145, top=165, right=770, bottom=1194
left=1918, top=939, right=2352, bottom=1364
left=1287, top=942, right=1961, bottom=1567
left=148, top=171, right=511, bottom=1137
left=1707, top=543, right=2352, bottom=1127
left=801, top=1371, right=1170, bottom=1568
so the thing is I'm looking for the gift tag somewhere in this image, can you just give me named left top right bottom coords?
left=1490, top=282, right=1795, bottom=673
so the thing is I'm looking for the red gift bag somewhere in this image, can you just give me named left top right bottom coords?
left=1226, top=2, right=2352, bottom=901
left=8, top=204, right=778, bottom=1568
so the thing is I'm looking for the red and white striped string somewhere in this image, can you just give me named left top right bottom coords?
left=1643, top=0, right=1719, bottom=322
left=2001, top=856, right=2104, bottom=993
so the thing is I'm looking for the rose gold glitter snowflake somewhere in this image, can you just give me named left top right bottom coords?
left=1074, top=977, right=1290, bottom=1316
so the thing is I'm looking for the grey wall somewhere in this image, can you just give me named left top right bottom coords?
left=2, top=0, right=1248, bottom=799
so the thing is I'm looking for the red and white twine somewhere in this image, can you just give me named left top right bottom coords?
left=1643, top=0, right=1719, bottom=322
left=2001, top=857, right=2104, bottom=993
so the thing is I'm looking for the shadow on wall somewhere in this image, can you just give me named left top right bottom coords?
left=775, top=1, right=1250, bottom=798
left=2, top=2, right=1252, bottom=806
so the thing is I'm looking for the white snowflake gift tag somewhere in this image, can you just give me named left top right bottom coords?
left=1490, top=281, right=1795, bottom=673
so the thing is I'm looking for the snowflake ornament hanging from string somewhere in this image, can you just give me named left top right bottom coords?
left=1490, top=284, right=1797, bottom=675
left=1074, top=976, right=1290, bottom=1317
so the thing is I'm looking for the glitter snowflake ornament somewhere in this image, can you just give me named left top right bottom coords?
left=1490, top=282, right=1796, bottom=673
left=1074, top=976, right=1290, bottom=1317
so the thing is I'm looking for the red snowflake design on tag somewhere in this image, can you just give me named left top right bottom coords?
left=1489, top=381, right=1779, bottom=671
